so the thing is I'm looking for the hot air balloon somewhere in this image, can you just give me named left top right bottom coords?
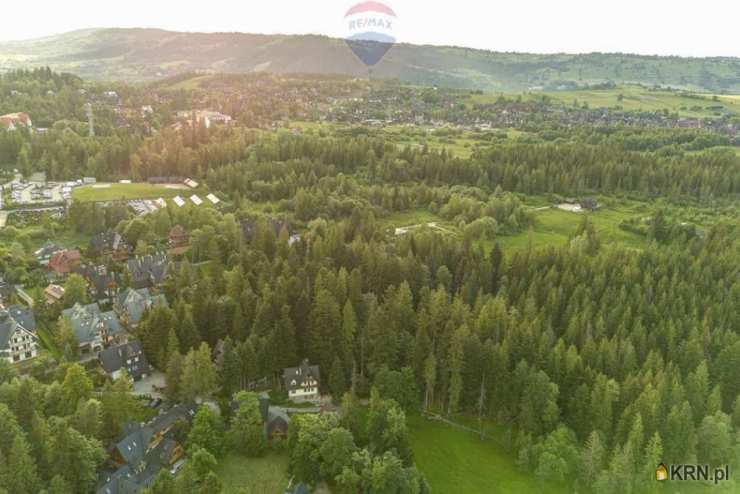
left=343, top=1, right=397, bottom=68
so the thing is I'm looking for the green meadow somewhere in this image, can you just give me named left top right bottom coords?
left=409, top=414, right=569, bottom=494
left=215, top=452, right=291, bottom=494
left=472, top=84, right=740, bottom=118
left=72, top=183, right=189, bottom=202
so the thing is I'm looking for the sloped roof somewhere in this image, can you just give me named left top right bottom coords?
left=125, top=253, right=169, bottom=289
left=99, top=340, right=149, bottom=379
left=282, top=359, right=320, bottom=392
left=62, top=302, right=122, bottom=344
left=0, top=312, right=25, bottom=350
left=6, top=304, right=36, bottom=332
left=116, top=288, right=167, bottom=326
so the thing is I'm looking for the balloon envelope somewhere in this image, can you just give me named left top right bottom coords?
left=343, top=2, right=397, bottom=67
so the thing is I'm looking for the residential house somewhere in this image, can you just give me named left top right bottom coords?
left=99, top=340, right=151, bottom=381
left=89, top=231, right=132, bottom=260
left=283, top=359, right=320, bottom=402
left=257, top=392, right=290, bottom=440
left=0, top=306, right=39, bottom=363
left=167, top=225, right=190, bottom=255
left=175, top=110, right=232, bottom=129
left=62, top=302, right=125, bottom=356
left=34, top=241, right=62, bottom=266
left=115, top=288, right=167, bottom=328
left=97, top=404, right=197, bottom=494
left=0, top=112, right=32, bottom=131
left=44, top=284, right=65, bottom=305
left=48, top=249, right=82, bottom=276
left=125, top=253, right=169, bottom=289
left=168, top=225, right=189, bottom=247
left=74, top=264, right=121, bottom=303
left=232, top=392, right=290, bottom=441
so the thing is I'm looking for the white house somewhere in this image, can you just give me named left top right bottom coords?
left=0, top=307, right=39, bottom=364
left=282, top=359, right=320, bottom=402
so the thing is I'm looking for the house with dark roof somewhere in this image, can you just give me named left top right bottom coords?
left=6, top=304, right=36, bottom=332
left=99, top=341, right=151, bottom=381
left=61, top=302, right=125, bottom=356
left=283, top=359, right=320, bottom=402
left=0, top=307, right=39, bottom=364
left=257, top=392, right=291, bottom=439
left=125, top=253, right=169, bottom=289
left=89, top=231, right=132, bottom=260
left=74, top=264, right=122, bottom=303
left=48, top=249, right=82, bottom=276
left=114, top=288, right=167, bottom=328
left=168, top=225, right=190, bottom=256
left=97, top=404, right=197, bottom=494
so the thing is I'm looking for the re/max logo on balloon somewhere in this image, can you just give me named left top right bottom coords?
left=343, top=1, right=397, bottom=67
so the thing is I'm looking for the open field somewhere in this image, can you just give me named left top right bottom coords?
left=290, top=121, right=521, bottom=158
left=471, top=85, right=740, bottom=118
left=215, top=452, right=290, bottom=494
left=410, top=414, right=735, bottom=494
left=496, top=203, right=651, bottom=252
left=409, top=414, right=569, bottom=494
left=380, top=202, right=651, bottom=253
left=72, top=183, right=189, bottom=202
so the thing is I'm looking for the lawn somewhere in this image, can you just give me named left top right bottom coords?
left=379, top=209, right=449, bottom=231
left=471, top=85, right=740, bottom=118
left=408, top=414, right=569, bottom=494
left=495, top=203, right=650, bottom=252
left=72, top=183, right=189, bottom=202
left=215, top=451, right=291, bottom=494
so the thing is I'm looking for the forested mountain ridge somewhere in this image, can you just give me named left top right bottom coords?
left=1, top=28, right=740, bottom=92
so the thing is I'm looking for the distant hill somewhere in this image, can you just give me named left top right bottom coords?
left=1, top=28, right=740, bottom=92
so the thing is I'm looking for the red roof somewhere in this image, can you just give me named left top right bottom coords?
left=0, top=112, right=31, bottom=129
left=48, top=249, right=82, bottom=274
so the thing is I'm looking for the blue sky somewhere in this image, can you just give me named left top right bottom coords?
left=3, top=0, right=739, bottom=57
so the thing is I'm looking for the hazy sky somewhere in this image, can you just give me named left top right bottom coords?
left=3, top=0, right=739, bottom=57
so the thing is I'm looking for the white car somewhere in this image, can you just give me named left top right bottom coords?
left=170, top=459, right=186, bottom=476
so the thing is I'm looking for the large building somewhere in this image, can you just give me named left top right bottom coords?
left=283, top=359, right=320, bottom=402
left=0, top=306, right=39, bottom=364
left=99, top=340, right=151, bottom=381
left=97, top=404, right=197, bottom=494
left=62, top=302, right=124, bottom=356
left=114, top=288, right=167, bottom=328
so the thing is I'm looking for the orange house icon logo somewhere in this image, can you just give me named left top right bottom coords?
left=656, top=463, right=669, bottom=481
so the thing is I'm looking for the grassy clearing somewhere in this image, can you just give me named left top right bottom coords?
left=72, top=183, right=188, bottom=202
left=496, top=203, right=650, bottom=252
left=409, top=414, right=569, bottom=494
left=471, top=85, right=740, bottom=118
left=380, top=203, right=650, bottom=253
left=378, top=209, right=449, bottom=231
left=215, top=451, right=290, bottom=494
left=290, top=121, right=507, bottom=158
